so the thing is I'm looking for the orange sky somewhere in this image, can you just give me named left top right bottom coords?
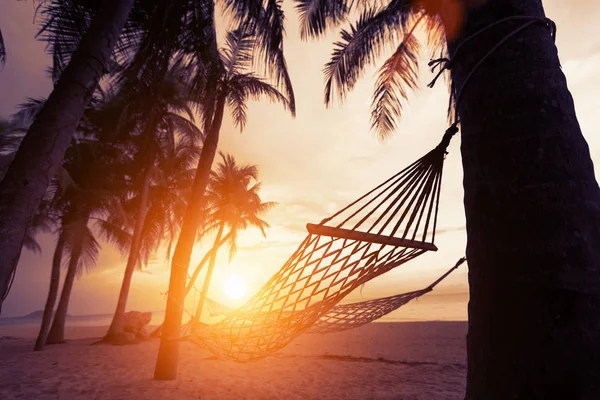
left=1, top=1, right=600, bottom=321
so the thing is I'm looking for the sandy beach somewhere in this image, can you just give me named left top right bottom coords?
left=0, top=321, right=466, bottom=400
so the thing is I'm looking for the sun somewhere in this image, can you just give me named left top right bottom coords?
left=224, top=275, right=247, bottom=300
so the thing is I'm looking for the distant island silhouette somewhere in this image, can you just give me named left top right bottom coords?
left=21, top=310, right=72, bottom=319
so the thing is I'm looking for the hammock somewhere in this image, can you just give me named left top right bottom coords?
left=192, top=257, right=465, bottom=334
left=174, top=126, right=459, bottom=362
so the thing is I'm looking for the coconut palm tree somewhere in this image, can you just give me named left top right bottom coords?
left=297, top=0, right=600, bottom=397
left=43, top=137, right=131, bottom=345
left=155, top=19, right=296, bottom=378
left=191, top=152, right=274, bottom=324
left=0, top=0, right=137, bottom=312
left=103, top=67, right=202, bottom=343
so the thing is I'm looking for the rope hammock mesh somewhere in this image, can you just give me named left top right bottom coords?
left=171, top=126, right=459, bottom=362
left=308, top=257, right=466, bottom=334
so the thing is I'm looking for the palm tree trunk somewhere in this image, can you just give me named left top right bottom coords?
left=148, top=230, right=232, bottom=337
left=192, top=223, right=224, bottom=325
left=185, top=231, right=231, bottom=296
left=450, top=1, right=600, bottom=398
left=34, top=233, right=66, bottom=351
left=105, top=161, right=153, bottom=340
left=46, top=229, right=86, bottom=345
left=154, top=93, right=226, bottom=380
left=0, top=0, right=135, bottom=315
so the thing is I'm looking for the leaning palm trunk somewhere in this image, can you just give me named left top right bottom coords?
left=0, top=0, right=135, bottom=315
left=185, top=231, right=231, bottom=296
left=45, top=231, right=86, bottom=345
left=34, top=233, right=66, bottom=351
left=192, top=223, right=224, bottom=326
left=154, top=94, right=226, bottom=380
left=451, top=1, right=600, bottom=397
left=105, top=161, right=153, bottom=341
left=149, top=230, right=232, bottom=337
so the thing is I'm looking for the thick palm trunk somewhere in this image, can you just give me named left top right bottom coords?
left=154, top=94, right=226, bottom=380
left=192, top=223, right=224, bottom=325
left=34, top=234, right=66, bottom=351
left=46, top=233, right=85, bottom=345
left=0, top=0, right=135, bottom=315
left=450, top=1, right=600, bottom=398
left=105, top=162, right=153, bottom=340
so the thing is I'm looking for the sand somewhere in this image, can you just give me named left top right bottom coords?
left=0, top=322, right=467, bottom=400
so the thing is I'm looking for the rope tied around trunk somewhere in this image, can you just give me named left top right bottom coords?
left=428, top=16, right=557, bottom=119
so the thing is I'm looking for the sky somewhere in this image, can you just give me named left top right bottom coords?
left=1, top=1, right=600, bottom=321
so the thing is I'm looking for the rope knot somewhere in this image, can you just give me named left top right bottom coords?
left=437, top=123, right=459, bottom=153
left=427, top=57, right=451, bottom=88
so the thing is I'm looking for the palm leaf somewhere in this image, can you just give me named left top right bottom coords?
left=370, top=31, right=420, bottom=139
left=226, top=80, right=248, bottom=130
left=11, top=97, right=47, bottom=127
left=250, top=0, right=296, bottom=116
left=323, top=1, right=414, bottom=105
left=294, top=0, right=350, bottom=39
left=230, top=74, right=291, bottom=109
left=62, top=217, right=100, bottom=277
left=221, top=29, right=255, bottom=74
left=96, top=218, right=133, bottom=256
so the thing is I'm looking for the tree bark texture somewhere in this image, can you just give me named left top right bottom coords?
left=449, top=1, right=600, bottom=398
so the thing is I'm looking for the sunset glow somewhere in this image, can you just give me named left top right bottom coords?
left=223, top=275, right=247, bottom=300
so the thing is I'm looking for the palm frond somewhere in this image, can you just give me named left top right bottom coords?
left=324, top=1, right=414, bottom=105
left=229, top=74, right=291, bottom=112
left=370, top=31, right=420, bottom=139
left=11, top=97, right=47, bottom=127
left=96, top=218, right=133, bottom=256
left=35, top=1, right=95, bottom=82
left=219, top=0, right=263, bottom=27
left=294, top=0, right=349, bottom=39
left=166, top=113, right=204, bottom=145
left=424, top=14, right=447, bottom=58
left=226, top=80, right=248, bottom=131
left=250, top=0, right=296, bottom=116
left=78, top=224, right=101, bottom=275
left=221, top=29, right=255, bottom=74
left=62, top=217, right=100, bottom=276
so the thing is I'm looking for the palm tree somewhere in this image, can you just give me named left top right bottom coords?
left=297, top=0, right=600, bottom=397
left=103, top=68, right=202, bottom=343
left=44, top=210, right=99, bottom=344
left=0, top=0, right=137, bottom=313
left=155, top=14, right=296, bottom=378
left=44, top=139, right=130, bottom=345
left=191, top=152, right=274, bottom=325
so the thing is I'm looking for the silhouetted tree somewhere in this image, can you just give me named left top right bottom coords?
left=191, top=152, right=274, bottom=324
left=0, top=0, right=136, bottom=314
left=155, top=7, right=296, bottom=378
left=297, top=0, right=600, bottom=397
